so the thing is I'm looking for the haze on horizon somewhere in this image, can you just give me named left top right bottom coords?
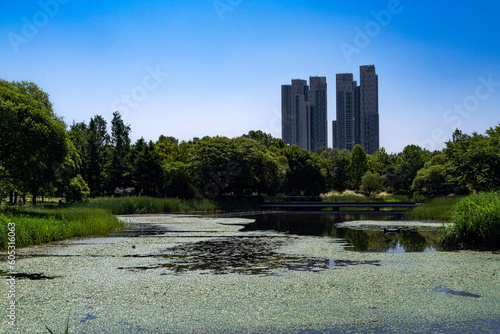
left=1, top=0, right=499, bottom=153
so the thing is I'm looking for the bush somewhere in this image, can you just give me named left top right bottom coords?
left=66, top=174, right=90, bottom=203
left=440, top=192, right=500, bottom=249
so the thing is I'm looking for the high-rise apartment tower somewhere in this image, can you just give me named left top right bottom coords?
left=333, top=65, right=379, bottom=154
left=282, top=76, right=327, bottom=151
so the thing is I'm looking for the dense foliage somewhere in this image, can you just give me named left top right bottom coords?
left=440, top=192, right=500, bottom=249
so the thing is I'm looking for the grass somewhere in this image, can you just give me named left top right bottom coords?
left=440, top=192, right=500, bottom=250
left=78, top=196, right=219, bottom=215
left=0, top=196, right=260, bottom=250
left=42, top=311, right=70, bottom=334
left=0, top=206, right=123, bottom=250
left=403, top=196, right=462, bottom=221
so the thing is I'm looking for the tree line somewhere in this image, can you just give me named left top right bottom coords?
left=1, top=79, right=499, bottom=204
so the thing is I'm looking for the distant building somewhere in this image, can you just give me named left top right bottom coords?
left=241, top=133, right=251, bottom=139
left=193, top=137, right=200, bottom=142
left=359, top=65, right=379, bottom=155
left=333, top=65, right=379, bottom=154
left=281, top=76, right=327, bottom=151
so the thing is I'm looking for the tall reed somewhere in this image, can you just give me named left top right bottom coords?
left=79, top=197, right=218, bottom=215
left=0, top=207, right=122, bottom=250
left=440, top=192, right=500, bottom=249
left=404, top=196, right=462, bottom=221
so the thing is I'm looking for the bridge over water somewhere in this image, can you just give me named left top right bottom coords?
left=258, top=202, right=422, bottom=212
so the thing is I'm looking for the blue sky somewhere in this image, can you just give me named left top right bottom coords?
left=1, top=0, right=499, bottom=153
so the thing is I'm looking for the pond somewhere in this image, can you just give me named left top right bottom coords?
left=241, top=212, right=443, bottom=253
left=2, top=213, right=498, bottom=334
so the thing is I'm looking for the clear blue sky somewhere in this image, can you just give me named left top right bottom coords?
left=1, top=0, right=499, bottom=153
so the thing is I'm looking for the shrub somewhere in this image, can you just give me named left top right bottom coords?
left=65, top=174, right=90, bottom=203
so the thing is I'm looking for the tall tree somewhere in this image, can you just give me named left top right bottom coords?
left=132, top=138, right=165, bottom=197
left=445, top=126, right=500, bottom=192
left=349, top=145, right=368, bottom=190
left=283, top=145, right=330, bottom=196
left=87, top=115, right=109, bottom=196
left=386, top=144, right=427, bottom=194
left=411, top=154, right=456, bottom=196
left=106, top=111, right=132, bottom=194
left=0, top=79, right=68, bottom=204
left=319, top=148, right=350, bottom=192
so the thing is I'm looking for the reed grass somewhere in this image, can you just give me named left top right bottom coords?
left=440, top=192, right=500, bottom=249
left=0, top=207, right=123, bottom=250
left=79, top=197, right=219, bottom=215
left=403, top=196, right=462, bottom=221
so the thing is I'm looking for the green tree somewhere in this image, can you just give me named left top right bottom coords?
left=188, top=136, right=286, bottom=197
left=386, top=144, right=427, bottom=194
left=411, top=154, right=455, bottom=196
left=361, top=172, right=386, bottom=195
left=105, top=111, right=132, bottom=194
left=249, top=130, right=285, bottom=149
left=445, top=127, right=500, bottom=192
left=283, top=145, right=330, bottom=196
left=0, top=79, right=68, bottom=205
left=368, top=148, right=394, bottom=175
left=320, top=148, right=350, bottom=192
left=86, top=115, right=110, bottom=196
left=132, top=138, right=165, bottom=197
left=349, top=145, right=368, bottom=190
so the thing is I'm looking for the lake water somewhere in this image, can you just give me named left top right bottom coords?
left=1, top=213, right=498, bottom=333
left=241, top=212, right=443, bottom=253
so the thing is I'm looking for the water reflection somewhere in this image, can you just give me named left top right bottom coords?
left=242, top=213, right=442, bottom=253
left=117, top=236, right=382, bottom=275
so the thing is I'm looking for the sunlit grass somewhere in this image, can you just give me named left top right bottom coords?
left=0, top=207, right=123, bottom=250
left=79, top=197, right=219, bottom=215
left=403, top=196, right=462, bottom=222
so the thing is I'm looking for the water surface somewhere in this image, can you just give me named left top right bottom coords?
left=242, top=212, right=442, bottom=253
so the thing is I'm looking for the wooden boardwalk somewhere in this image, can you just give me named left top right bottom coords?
left=258, top=202, right=421, bottom=212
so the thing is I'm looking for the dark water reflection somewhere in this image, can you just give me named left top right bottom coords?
left=241, top=213, right=442, bottom=253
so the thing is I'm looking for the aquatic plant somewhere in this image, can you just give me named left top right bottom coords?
left=440, top=192, right=500, bottom=249
left=79, top=196, right=218, bottom=215
left=0, top=207, right=122, bottom=250
left=403, top=196, right=462, bottom=221
left=42, top=311, right=70, bottom=334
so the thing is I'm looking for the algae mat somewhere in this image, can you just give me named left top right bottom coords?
left=1, top=214, right=499, bottom=333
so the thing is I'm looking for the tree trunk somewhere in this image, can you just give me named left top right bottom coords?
left=32, top=192, right=37, bottom=206
left=14, top=192, right=18, bottom=204
left=9, top=191, right=13, bottom=204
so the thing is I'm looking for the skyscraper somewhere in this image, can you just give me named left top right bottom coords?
left=333, top=65, right=379, bottom=154
left=335, top=73, right=357, bottom=151
left=309, top=76, right=328, bottom=151
left=281, top=76, right=327, bottom=151
left=359, top=65, right=379, bottom=155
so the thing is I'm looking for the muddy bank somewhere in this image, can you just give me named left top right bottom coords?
left=1, top=214, right=499, bottom=333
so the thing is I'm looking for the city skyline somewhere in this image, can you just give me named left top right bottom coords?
left=1, top=1, right=499, bottom=153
